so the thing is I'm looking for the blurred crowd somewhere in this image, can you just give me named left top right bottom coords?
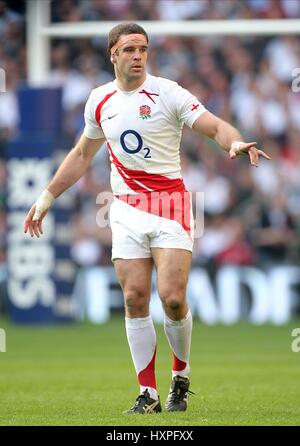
left=1, top=0, right=300, bottom=276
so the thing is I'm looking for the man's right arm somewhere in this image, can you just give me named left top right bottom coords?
left=24, top=133, right=105, bottom=237
left=47, top=133, right=105, bottom=198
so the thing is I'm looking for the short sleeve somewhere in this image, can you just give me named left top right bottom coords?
left=83, top=93, right=105, bottom=139
left=173, top=84, right=207, bottom=129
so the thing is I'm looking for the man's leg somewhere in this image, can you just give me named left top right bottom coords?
left=152, top=248, right=193, bottom=411
left=114, top=258, right=161, bottom=412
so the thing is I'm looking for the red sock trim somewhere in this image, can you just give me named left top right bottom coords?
left=137, top=348, right=157, bottom=389
left=172, top=353, right=187, bottom=372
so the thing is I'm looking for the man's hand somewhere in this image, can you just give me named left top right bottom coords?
left=24, top=189, right=54, bottom=238
left=229, top=141, right=271, bottom=167
left=192, top=113, right=272, bottom=166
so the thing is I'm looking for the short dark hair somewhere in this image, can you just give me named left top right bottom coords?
left=108, top=23, right=149, bottom=53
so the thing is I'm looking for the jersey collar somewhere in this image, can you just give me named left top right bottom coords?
left=114, top=73, right=149, bottom=95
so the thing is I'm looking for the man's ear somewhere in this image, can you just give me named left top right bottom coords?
left=110, top=53, right=116, bottom=64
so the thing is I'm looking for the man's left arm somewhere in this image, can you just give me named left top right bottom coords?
left=192, top=111, right=271, bottom=167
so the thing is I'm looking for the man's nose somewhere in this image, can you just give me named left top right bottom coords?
left=133, top=50, right=142, bottom=59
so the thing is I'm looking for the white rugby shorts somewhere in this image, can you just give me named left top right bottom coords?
left=110, top=194, right=194, bottom=260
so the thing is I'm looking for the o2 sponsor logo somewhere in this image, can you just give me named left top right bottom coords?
left=120, top=130, right=151, bottom=159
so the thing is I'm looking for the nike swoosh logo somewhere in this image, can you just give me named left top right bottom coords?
left=108, top=113, right=118, bottom=120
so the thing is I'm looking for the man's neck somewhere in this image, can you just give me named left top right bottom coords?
left=116, top=74, right=147, bottom=92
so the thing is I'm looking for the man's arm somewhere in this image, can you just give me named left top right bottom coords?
left=47, top=133, right=105, bottom=198
left=24, top=133, right=105, bottom=238
left=192, top=111, right=271, bottom=167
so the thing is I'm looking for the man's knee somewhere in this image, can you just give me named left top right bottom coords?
left=159, top=288, right=186, bottom=312
left=124, top=287, right=149, bottom=313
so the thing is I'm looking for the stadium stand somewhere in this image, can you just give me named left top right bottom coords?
left=1, top=0, right=300, bottom=319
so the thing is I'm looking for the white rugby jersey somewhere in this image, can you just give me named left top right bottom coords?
left=84, top=73, right=207, bottom=196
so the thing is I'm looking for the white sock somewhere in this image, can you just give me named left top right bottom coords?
left=125, top=315, right=158, bottom=400
left=164, top=309, right=193, bottom=378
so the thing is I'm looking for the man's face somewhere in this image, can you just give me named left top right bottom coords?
left=112, top=34, right=148, bottom=81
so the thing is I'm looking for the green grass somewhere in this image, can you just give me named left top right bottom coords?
left=0, top=315, right=300, bottom=426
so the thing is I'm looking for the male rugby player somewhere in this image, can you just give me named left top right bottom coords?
left=24, top=23, right=270, bottom=414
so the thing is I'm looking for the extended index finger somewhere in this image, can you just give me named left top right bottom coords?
left=258, top=150, right=271, bottom=160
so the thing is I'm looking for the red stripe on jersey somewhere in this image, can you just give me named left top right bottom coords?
left=172, top=354, right=187, bottom=372
left=95, top=90, right=117, bottom=126
left=107, top=142, right=192, bottom=236
left=107, top=142, right=184, bottom=193
left=138, top=348, right=157, bottom=389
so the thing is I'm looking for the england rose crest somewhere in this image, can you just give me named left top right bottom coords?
left=139, top=105, right=151, bottom=119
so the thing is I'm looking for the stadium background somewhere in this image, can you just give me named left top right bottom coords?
left=0, top=0, right=300, bottom=426
left=1, top=0, right=300, bottom=324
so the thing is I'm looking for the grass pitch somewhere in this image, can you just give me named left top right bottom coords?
left=0, top=315, right=299, bottom=426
